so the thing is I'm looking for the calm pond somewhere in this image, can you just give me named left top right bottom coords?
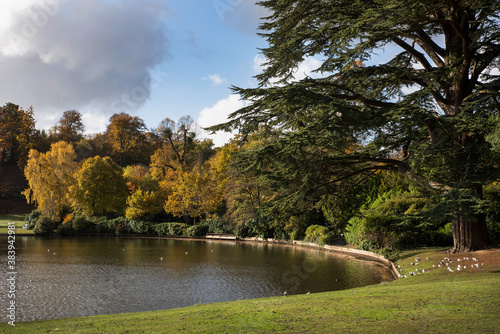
left=1, top=236, right=392, bottom=322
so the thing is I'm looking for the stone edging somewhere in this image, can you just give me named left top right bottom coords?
left=240, top=237, right=400, bottom=280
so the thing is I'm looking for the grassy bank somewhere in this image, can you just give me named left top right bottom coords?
left=0, top=214, right=33, bottom=235
left=1, top=248, right=499, bottom=333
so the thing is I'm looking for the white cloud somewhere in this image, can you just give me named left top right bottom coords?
left=81, top=111, right=109, bottom=135
left=197, top=94, right=245, bottom=147
left=0, top=0, right=169, bottom=130
left=253, top=54, right=323, bottom=83
left=203, top=74, right=227, bottom=85
left=294, top=57, right=323, bottom=81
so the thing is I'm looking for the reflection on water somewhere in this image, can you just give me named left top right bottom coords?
left=0, top=237, right=392, bottom=322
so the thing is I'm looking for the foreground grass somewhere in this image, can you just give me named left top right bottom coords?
left=0, top=214, right=32, bottom=235
left=1, top=248, right=499, bottom=333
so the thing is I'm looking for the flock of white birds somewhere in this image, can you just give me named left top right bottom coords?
left=397, top=256, right=484, bottom=278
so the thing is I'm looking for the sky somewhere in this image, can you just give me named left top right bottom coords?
left=0, top=0, right=276, bottom=147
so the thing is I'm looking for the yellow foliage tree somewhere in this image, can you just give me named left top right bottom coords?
left=23, top=141, right=77, bottom=220
left=163, top=145, right=233, bottom=221
left=125, top=188, right=164, bottom=221
left=106, top=113, right=147, bottom=166
left=124, top=165, right=166, bottom=220
left=71, top=156, right=128, bottom=216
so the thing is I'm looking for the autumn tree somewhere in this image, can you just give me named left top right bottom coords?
left=163, top=145, right=232, bottom=222
left=0, top=103, right=37, bottom=168
left=151, top=116, right=216, bottom=221
left=71, top=156, right=128, bottom=216
left=106, top=113, right=147, bottom=166
left=54, top=110, right=85, bottom=143
left=211, top=0, right=500, bottom=252
left=152, top=116, right=215, bottom=172
left=124, top=165, right=165, bottom=220
left=22, top=141, right=77, bottom=220
left=74, top=133, right=113, bottom=162
left=162, top=165, right=211, bottom=222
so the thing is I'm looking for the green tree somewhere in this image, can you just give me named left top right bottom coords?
left=211, top=0, right=500, bottom=252
left=71, top=156, right=128, bottom=216
left=22, top=141, right=77, bottom=220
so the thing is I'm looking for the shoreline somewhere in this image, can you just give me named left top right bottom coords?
left=2, top=232, right=400, bottom=280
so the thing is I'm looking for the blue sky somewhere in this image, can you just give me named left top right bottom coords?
left=0, top=0, right=270, bottom=146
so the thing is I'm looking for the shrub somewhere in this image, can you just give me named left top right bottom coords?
left=246, top=213, right=272, bottom=238
left=304, top=225, right=331, bottom=245
left=168, top=223, right=188, bottom=236
left=154, top=223, right=170, bottom=236
left=92, top=216, right=130, bottom=235
left=92, top=216, right=117, bottom=235
left=154, top=222, right=188, bottom=236
left=57, top=213, right=75, bottom=236
left=72, top=216, right=95, bottom=235
left=289, top=229, right=304, bottom=241
left=110, top=217, right=131, bottom=235
left=345, top=191, right=450, bottom=252
left=25, top=210, right=42, bottom=230
left=187, top=224, right=209, bottom=237
left=34, top=216, right=55, bottom=235
left=126, top=219, right=155, bottom=234
left=203, top=219, right=232, bottom=234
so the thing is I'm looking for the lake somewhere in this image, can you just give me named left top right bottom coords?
left=0, top=236, right=392, bottom=322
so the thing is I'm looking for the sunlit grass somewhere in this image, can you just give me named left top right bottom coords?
left=0, top=213, right=33, bottom=235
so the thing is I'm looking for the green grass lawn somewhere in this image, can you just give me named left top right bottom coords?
left=1, top=248, right=499, bottom=333
left=0, top=213, right=33, bottom=235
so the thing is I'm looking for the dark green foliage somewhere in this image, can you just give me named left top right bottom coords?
left=168, top=223, right=188, bottom=236
left=153, top=222, right=171, bottom=236
left=345, top=190, right=451, bottom=252
left=209, top=0, right=500, bottom=252
left=126, top=219, right=156, bottom=235
left=484, top=184, right=500, bottom=245
left=33, top=216, right=55, bottom=235
left=25, top=210, right=42, bottom=230
left=304, top=225, right=333, bottom=245
left=56, top=221, right=74, bottom=236
left=56, top=215, right=96, bottom=236
left=86, top=216, right=130, bottom=235
left=154, top=222, right=188, bottom=236
left=72, top=216, right=95, bottom=235
left=187, top=224, right=209, bottom=237
left=245, top=213, right=273, bottom=238
left=203, top=219, right=233, bottom=234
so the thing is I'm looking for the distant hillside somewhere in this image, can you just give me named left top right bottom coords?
left=0, top=163, right=34, bottom=214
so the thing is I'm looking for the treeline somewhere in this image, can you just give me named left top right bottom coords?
left=2, top=103, right=500, bottom=254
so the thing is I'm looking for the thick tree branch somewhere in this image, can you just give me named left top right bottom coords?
left=391, top=36, right=433, bottom=71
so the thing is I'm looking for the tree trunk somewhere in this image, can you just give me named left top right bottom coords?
left=451, top=213, right=490, bottom=253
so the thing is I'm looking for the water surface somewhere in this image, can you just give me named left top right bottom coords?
left=0, top=236, right=392, bottom=322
